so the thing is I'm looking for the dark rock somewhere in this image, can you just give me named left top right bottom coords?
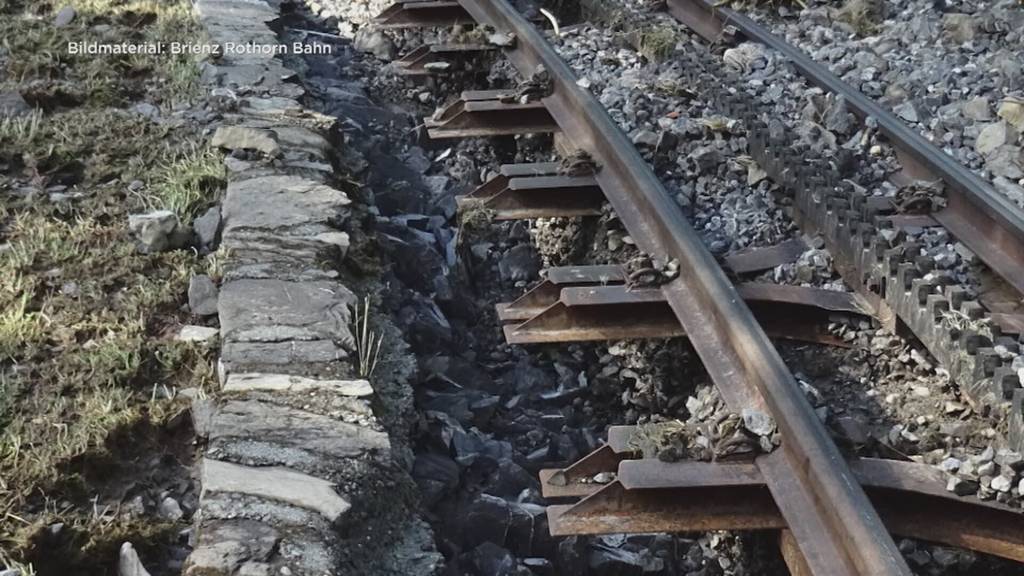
left=405, top=147, right=431, bottom=173
left=193, top=206, right=221, bottom=249
left=452, top=427, right=514, bottom=467
left=499, top=245, right=540, bottom=282
left=688, top=145, right=721, bottom=173
left=508, top=503, right=548, bottom=557
left=511, top=359, right=549, bottom=393
left=587, top=544, right=646, bottom=576
left=412, top=453, right=460, bottom=506
left=381, top=224, right=446, bottom=293
left=556, top=537, right=588, bottom=576
left=485, top=459, right=537, bottom=498
left=399, top=297, right=453, bottom=353
left=834, top=416, right=870, bottom=445
left=824, top=95, right=856, bottom=135
left=469, top=542, right=517, bottom=576
left=464, top=494, right=512, bottom=548
left=188, top=275, right=219, bottom=317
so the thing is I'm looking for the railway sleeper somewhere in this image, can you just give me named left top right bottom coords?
left=458, top=161, right=604, bottom=219
left=498, top=265, right=872, bottom=347
left=425, top=89, right=559, bottom=138
left=373, top=0, right=472, bottom=28
left=539, top=433, right=1024, bottom=564
left=392, top=43, right=496, bottom=76
left=400, top=1, right=915, bottom=571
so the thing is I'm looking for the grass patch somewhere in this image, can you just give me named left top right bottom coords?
left=638, top=26, right=679, bottom=62
left=836, top=0, right=882, bottom=36
left=0, top=0, right=202, bottom=108
left=145, top=143, right=226, bottom=221
left=0, top=0, right=219, bottom=570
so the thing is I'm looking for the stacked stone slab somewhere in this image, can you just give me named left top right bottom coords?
left=186, top=1, right=440, bottom=574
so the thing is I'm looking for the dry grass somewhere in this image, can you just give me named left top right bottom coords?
left=836, top=0, right=883, bottom=36
left=638, top=26, right=679, bottom=62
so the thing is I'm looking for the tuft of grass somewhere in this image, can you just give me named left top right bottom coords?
left=352, top=297, right=384, bottom=379
left=145, top=143, right=226, bottom=221
left=836, top=0, right=882, bottom=36
left=0, top=111, right=43, bottom=148
left=457, top=198, right=496, bottom=235
left=0, top=0, right=217, bottom=568
left=638, top=26, right=679, bottom=63
left=579, top=0, right=628, bottom=27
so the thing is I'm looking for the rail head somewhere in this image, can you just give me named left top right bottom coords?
left=455, top=0, right=912, bottom=573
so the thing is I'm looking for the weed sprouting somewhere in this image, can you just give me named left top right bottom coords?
left=145, top=143, right=225, bottom=221
left=638, top=26, right=679, bottom=62
left=352, top=297, right=384, bottom=379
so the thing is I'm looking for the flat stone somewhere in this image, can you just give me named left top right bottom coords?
left=222, top=175, right=350, bottom=234
left=219, top=232, right=347, bottom=281
left=184, top=519, right=280, bottom=575
left=54, top=5, right=76, bottom=27
left=128, top=210, right=184, bottom=253
left=218, top=279, right=355, bottom=345
left=194, top=0, right=277, bottom=23
left=202, top=61, right=303, bottom=98
left=631, top=129, right=660, bottom=147
left=999, top=98, right=1024, bottom=131
left=119, top=542, right=153, bottom=576
left=223, top=373, right=372, bottom=396
left=271, top=126, right=331, bottom=159
left=893, top=102, right=919, bottom=123
left=240, top=97, right=305, bottom=117
left=976, top=122, right=1019, bottom=156
left=189, top=275, right=220, bottom=317
left=741, top=408, right=775, bottom=436
left=212, top=126, right=281, bottom=157
left=208, top=400, right=389, bottom=460
left=192, top=398, right=217, bottom=439
left=0, top=91, right=30, bottom=118
left=178, top=325, right=219, bottom=343
left=985, top=146, right=1024, bottom=180
left=221, top=340, right=347, bottom=368
left=963, top=96, right=992, bottom=121
left=201, top=459, right=351, bottom=522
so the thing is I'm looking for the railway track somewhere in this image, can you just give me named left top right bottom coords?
left=373, top=0, right=1024, bottom=574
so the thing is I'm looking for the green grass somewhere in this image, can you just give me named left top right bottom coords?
left=145, top=144, right=226, bottom=221
left=0, top=0, right=221, bottom=569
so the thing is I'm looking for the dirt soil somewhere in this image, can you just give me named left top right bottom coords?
left=0, top=1, right=223, bottom=573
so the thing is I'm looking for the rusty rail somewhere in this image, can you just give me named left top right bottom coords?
left=449, top=0, right=911, bottom=573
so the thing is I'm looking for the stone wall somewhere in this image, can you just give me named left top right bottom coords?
left=183, top=1, right=441, bottom=574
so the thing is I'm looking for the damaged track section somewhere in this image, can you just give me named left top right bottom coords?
left=391, top=0, right=914, bottom=573
left=185, top=2, right=440, bottom=575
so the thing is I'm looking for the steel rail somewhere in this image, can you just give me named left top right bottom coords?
left=666, top=0, right=1024, bottom=295
left=456, top=0, right=911, bottom=573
